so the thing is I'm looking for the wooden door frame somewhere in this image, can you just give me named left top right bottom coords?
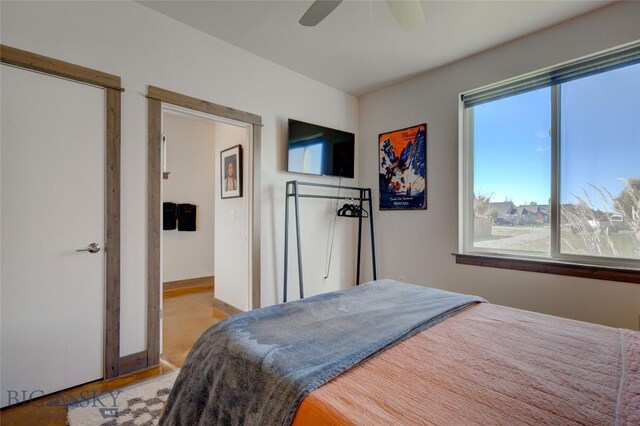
left=0, top=45, right=123, bottom=379
left=146, top=86, right=262, bottom=366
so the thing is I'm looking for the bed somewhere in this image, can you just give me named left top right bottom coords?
left=161, top=280, right=639, bottom=426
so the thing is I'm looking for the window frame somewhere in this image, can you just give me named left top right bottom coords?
left=458, top=43, right=640, bottom=278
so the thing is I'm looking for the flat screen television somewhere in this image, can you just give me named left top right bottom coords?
left=287, top=119, right=355, bottom=178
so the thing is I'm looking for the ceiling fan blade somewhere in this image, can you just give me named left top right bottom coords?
left=386, top=0, right=425, bottom=30
left=299, top=0, right=343, bottom=27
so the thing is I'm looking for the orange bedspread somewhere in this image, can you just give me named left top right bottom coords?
left=292, top=303, right=639, bottom=425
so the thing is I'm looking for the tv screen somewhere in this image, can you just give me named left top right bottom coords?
left=287, top=119, right=355, bottom=178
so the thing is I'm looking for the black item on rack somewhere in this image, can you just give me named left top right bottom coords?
left=163, top=202, right=177, bottom=230
left=283, top=180, right=377, bottom=302
left=337, top=202, right=369, bottom=218
left=177, top=204, right=197, bottom=231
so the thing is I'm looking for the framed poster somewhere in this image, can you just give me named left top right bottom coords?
left=379, top=123, right=427, bottom=210
left=220, top=145, right=243, bottom=199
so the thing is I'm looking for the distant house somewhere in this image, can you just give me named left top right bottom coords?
left=489, top=202, right=517, bottom=216
left=488, top=202, right=519, bottom=225
left=515, top=206, right=534, bottom=225
left=560, top=204, right=612, bottom=220
left=489, top=202, right=550, bottom=225
left=514, top=204, right=550, bottom=225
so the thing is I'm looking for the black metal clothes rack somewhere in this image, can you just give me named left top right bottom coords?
left=283, top=180, right=377, bottom=302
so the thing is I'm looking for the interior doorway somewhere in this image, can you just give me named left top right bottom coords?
left=158, top=105, right=253, bottom=366
left=147, top=86, right=261, bottom=367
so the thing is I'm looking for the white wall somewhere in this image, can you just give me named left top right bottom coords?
left=213, top=123, right=250, bottom=310
left=0, top=0, right=359, bottom=356
left=161, top=111, right=215, bottom=283
left=358, top=1, right=640, bottom=330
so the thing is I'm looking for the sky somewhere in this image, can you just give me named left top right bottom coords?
left=473, top=62, right=640, bottom=211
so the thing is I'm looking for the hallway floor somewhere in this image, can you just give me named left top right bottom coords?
left=0, top=287, right=226, bottom=426
left=162, top=286, right=227, bottom=367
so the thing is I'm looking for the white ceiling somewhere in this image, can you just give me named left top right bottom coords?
left=138, top=0, right=613, bottom=96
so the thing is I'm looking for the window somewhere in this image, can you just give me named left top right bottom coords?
left=460, top=43, right=640, bottom=272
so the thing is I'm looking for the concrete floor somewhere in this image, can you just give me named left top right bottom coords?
left=161, top=286, right=227, bottom=367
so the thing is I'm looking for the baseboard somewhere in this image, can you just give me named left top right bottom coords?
left=212, top=297, right=243, bottom=316
left=119, top=350, right=148, bottom=376
left=163, top=276, right=214, bottom=292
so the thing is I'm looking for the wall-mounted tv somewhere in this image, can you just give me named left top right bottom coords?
left=287, top=119, right=355, bottom=179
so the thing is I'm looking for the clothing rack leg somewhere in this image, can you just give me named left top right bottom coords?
left=368, top=189, right=377, bottom=280
left=283, top=183, right=290, bottom=303
left=356, top=189, right=363, bottom=285
left=294, top=181, right=304, bottom=299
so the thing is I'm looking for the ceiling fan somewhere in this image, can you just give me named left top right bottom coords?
left=299, top=0, right=425, bottom=30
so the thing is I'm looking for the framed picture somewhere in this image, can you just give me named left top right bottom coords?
left=220, top=145, right=243, bottom=199
left=379, top=123, right=427, bottom=210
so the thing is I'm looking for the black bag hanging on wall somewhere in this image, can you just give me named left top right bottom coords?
left=163, top=202, right=177, bottom=230
left=178, top=204, right=197, bottom=231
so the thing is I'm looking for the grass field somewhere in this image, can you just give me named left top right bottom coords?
left=561, top=230, right=638, bottom=259
left=475, top=225, right=639, bottom=259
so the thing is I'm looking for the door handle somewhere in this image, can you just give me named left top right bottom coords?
left=76, top=243, right=101, bottom=254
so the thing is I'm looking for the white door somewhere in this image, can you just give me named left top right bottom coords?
left=0, top=64, right=105, bottom=407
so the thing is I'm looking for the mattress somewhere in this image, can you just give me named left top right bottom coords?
left=292, top=303, right=639, bottom=425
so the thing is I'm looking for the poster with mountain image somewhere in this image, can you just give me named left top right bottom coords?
left=379, top=124, right=427, bottom=210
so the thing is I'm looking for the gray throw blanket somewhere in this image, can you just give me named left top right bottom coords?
left=160, top=280, right=485, bottom=426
